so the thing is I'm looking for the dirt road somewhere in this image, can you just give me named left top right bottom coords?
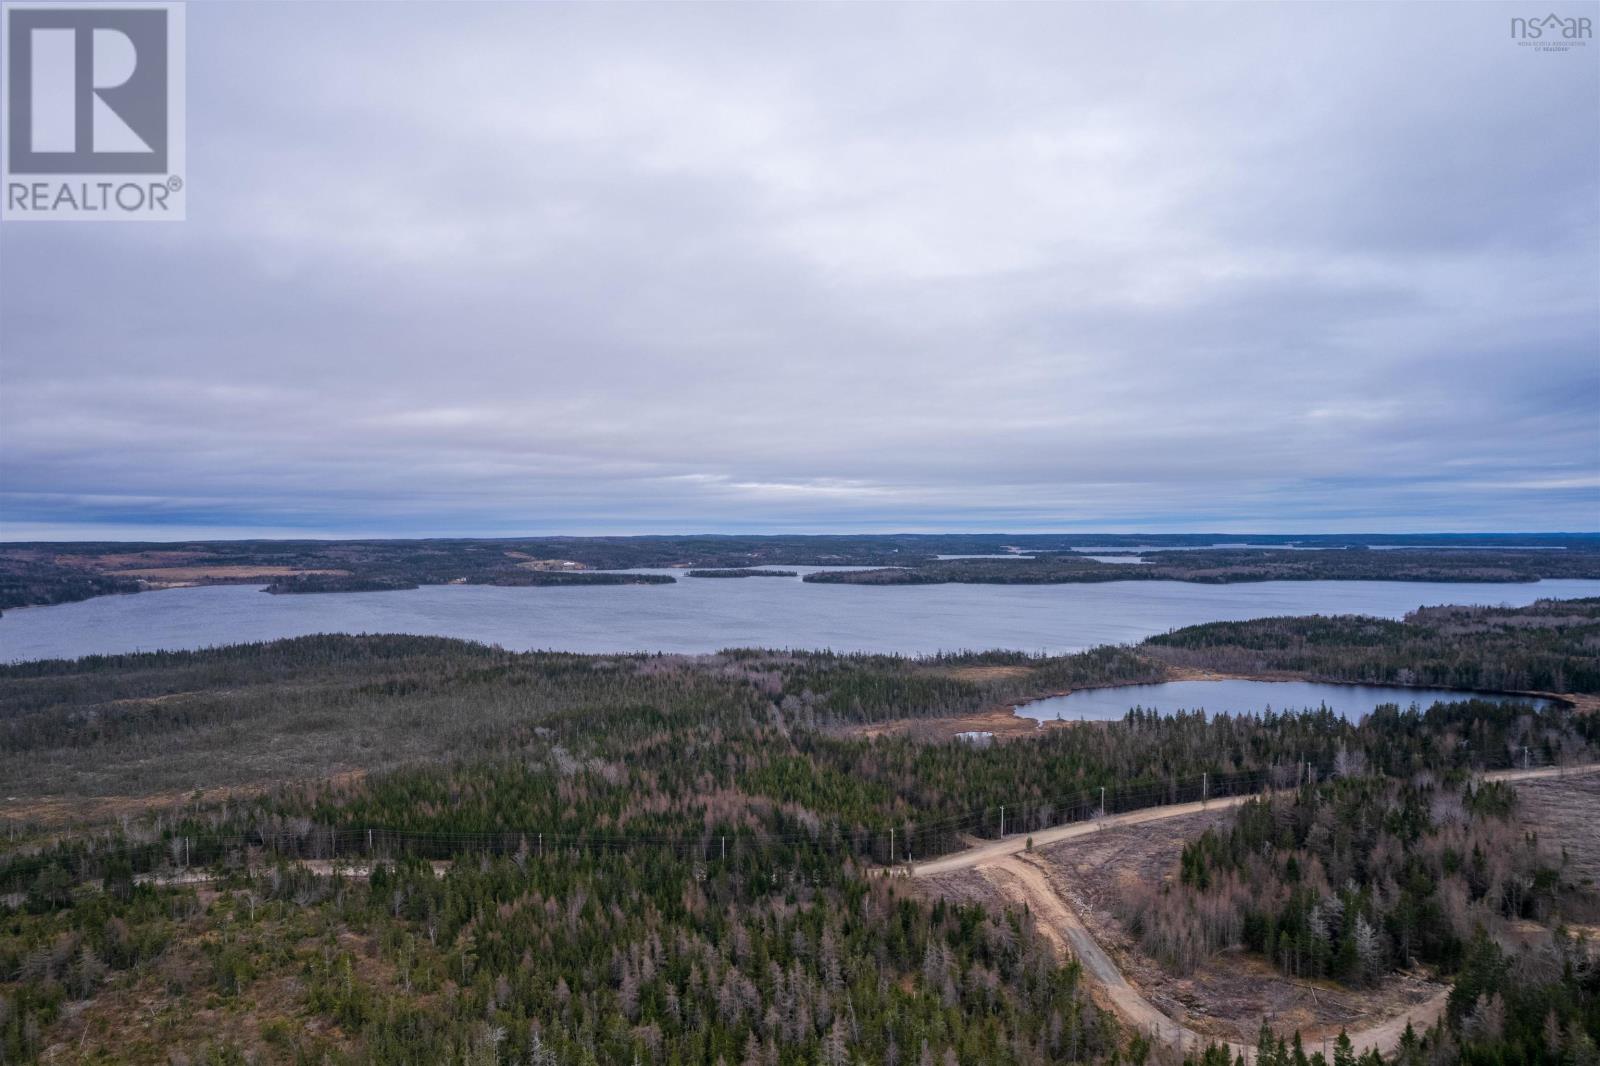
left=985, top=852, right=1446, bottom=1057
left=913, top=762, right=1600, bottom=879
left=125, top=762, right=1597, bottom=1055
left=914, top=793, right=1259, bottom=878
left=913, top=762, right=1600, bottom=1057
left=990, top=854, right=1250, bottom=1056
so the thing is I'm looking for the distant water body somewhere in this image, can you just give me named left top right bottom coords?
left=1018, top=679, right=1552, bottom=723
left=3, top=570, right=1598, bottom=663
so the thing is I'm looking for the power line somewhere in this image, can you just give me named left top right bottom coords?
left=0, top=749, right=1569, bottom=894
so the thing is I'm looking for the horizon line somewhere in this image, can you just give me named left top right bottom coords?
left=4, top=530, right=1598, bottom=546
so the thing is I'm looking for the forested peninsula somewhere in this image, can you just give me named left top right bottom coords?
left=3, top=534, right=1597, bottom=611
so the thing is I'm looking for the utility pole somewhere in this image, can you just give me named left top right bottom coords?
left=721, top=835, right=726, bottom=860
left=890, top=827, right=894, bottom=868
left=538, top=832, right=542, bottom=859
left=1100, top=786, right=1106, bottom=816
left=1000, top=805, right=1005, bottom=837
left=1201, top=773, right=1207, bottom=806
left=1524, top=746, right=1531, bottom=769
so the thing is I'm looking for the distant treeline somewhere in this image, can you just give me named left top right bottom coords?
left=1145, top=597, right=1600, bottom=693
left=802, top=548, right=1600, bottom=587
left=687, top=569, right=798, bottom=578
left=2, top=533, right=1596, bottom=609
left=262, top=574, right=419, bottom=594
left=0, top=558, right=140, bottom=614
left=1124, top=777, right=1561, bottom=983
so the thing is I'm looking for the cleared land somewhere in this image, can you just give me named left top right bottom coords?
left=108, top=565, right=348, bottom=583
left=916, top=764, right=1600, bottom=1057
left=1517, top=770, right=1600, bottom=914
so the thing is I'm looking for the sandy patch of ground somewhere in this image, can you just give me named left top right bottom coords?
left=1162, top=666, right=1299, bottom=683
left=1540, top=692, right=1600, bottom=716
left=844, top=704, right=1077, bottom=741
left=942, top=665, right=1036, bottom=682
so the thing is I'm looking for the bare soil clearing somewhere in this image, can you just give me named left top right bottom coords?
left=1032, top=810, right=1446, bottom=1050
left=1516, top=771, right=1600, bottom=906
left=37, top=548, right=352, bottom=585
left=941, top=665, right=1036, bottom=682
left=844, top=705, right=1074, bottom=741
left=914, top=763, right=1600, bottom=1056
left=1, top=770, right=368, bottom=830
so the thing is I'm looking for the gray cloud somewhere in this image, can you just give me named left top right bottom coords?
left=2, top=1, right=1596, bottom=538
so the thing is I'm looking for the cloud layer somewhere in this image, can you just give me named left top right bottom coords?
left=3, top=2, right=1596, bottom=538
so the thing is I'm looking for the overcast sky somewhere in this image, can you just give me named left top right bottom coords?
left=2, top=1, right=1596, bottom=540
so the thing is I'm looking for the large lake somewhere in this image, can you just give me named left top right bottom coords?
left=3, top=571, right=1598, bottom=663
left=1017, top=679, right=1552, bottom=723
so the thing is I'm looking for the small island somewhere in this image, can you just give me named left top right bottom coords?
left=686, top=568, right=798, bottom=578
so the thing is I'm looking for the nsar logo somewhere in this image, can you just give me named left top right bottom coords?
left=1510, top=11, right=1593, bottom=50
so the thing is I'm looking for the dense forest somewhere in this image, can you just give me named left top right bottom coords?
left=3, top=601, right=1597, bottom=823
left=1, top=598, right=1598, bottom=1062
left=2, top=834, right=1122, bottom=1066
left=1145, top=597, right=1600, bottom=693
left=1122, top=777, right=1568, bottom=981
left=2, top=534, right=1595, bottom=609
left=4, top=696, right=1591, bottom=1063
left=0, top=557, right=140, bottom=612
left=1148, top=776, right=1600, bottom=1066
left=802, top=548, right=1600, bottom=587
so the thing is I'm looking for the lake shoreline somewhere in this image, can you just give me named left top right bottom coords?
left=5, top=576, right=1600, bottom=664
left=1009, top=672, right=1566, bottom=727
left=840, top=665, right=1580, bottom=742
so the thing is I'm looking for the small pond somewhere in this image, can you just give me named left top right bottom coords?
left=1017, top=679, right=1553, bottom=723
